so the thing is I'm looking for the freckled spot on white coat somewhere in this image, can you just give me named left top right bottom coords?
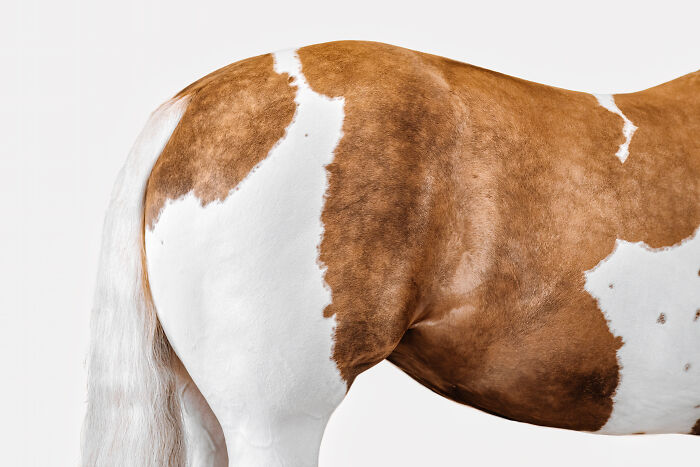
left=585, top=226, right=700, bottom=434
left=594, top=94, right=637, bottom=163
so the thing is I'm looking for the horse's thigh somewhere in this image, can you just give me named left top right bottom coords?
left=145, top=193, right=348, bottom=466
left=160, top=289, right=346, bottom=467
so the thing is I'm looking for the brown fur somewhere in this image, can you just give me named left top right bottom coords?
left=145, top=53, right=297, bottom=229
left=298, top=41, right=699, bottom=430
left=144, top=41, right=700, bottom=433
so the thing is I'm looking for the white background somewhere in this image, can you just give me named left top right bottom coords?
left=2, top=0, right=699, bottom=465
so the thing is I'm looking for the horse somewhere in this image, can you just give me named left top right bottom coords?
left=82, top=40, right=700, bottom=466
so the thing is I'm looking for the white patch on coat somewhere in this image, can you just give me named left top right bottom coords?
left=593, top=94, right=637, bottom=163
left=145, top=49, right=347, bottom=466
left=585, top=227, right=700, bottom=434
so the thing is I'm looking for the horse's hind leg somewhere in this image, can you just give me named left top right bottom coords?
left=173, top=355, right=228, bottom=466
left=145, top=193, right=348, bottom=466
left=150, top=267, right=346, bottom=465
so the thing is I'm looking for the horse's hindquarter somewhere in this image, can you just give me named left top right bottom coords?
left=144, top=41, right=700, bottom=446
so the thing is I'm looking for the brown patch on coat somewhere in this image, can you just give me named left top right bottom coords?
left=692, top=419, right=700, bottom=435
left=144, top=53, right=297, bottom=229
left=694, top=310, right=700, bottom=321
left=297, top=41, right=699, bottom=431
left=297, top=42, right=468, bottom=382
left=657, top=313, right=667, bottom=324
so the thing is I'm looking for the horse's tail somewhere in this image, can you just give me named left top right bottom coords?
left=82, top=96, right=191, bottom=466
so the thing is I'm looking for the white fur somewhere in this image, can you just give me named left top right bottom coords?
left=82, top=96, right=190, bottom=466
left=585, top=227, right=700, bottom=434
left=178, top=377, right=228, bottom=466
left=145, top=49, right=347, bottom=466
left=593, top=94, right=638, bottom=163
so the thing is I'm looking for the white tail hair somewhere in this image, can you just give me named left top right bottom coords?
left=82, top=96, right=190, bottom=466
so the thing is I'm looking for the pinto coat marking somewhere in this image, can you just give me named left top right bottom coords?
left=145, top=53, right=297, bottom=230
left=593, top=94, right=638, bottom=163
left=146, top=39, right=699, bottom=436
left=295, top=42, right=698, bottom=432
left=145, top=50, right=347, bottom=466
left=585, top=227, right=700, bottom=434
left=86, top=40, right=700, bottom=466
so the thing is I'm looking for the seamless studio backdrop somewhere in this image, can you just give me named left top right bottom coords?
left=2, top=0, right=699, bottom=465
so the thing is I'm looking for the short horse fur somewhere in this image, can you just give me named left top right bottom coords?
left=83, top=41, right=700, bottom=466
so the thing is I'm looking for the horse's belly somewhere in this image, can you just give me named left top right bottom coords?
left=391, top=227, right=700, bottom=435
left=585, top=230, right=700, bottom=434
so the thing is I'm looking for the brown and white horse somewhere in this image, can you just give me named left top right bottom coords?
left=82, top=41, right=700, bottom=466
